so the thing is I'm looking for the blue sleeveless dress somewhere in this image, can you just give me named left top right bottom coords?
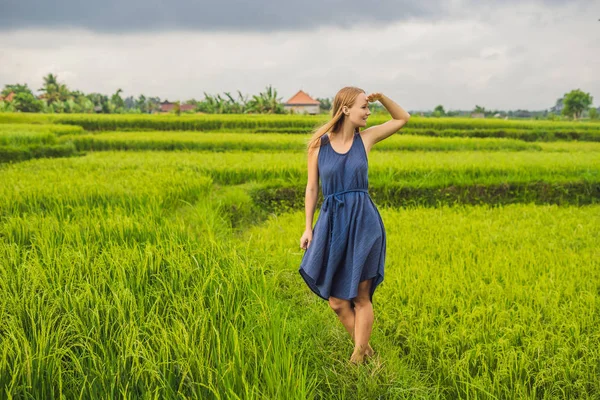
left=299, top=130, right=386, bottom=303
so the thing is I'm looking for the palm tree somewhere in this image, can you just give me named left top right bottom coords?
left=199, top=93, right=226, bottom=113
left=111, top=88, right=125, bottom=111
left=474, top=105, right=486, bottom=114
left=136, top=94, right=147, bottom=113
left=246, top=85, right=284, bottom=114
left=39, top=73, right=59, bottom=104
left=264, top=84, right=284, bottom=114
left=39, top=73, right=72, bottom=106
left=223, top=90, right=248, bottom=113
left=42, top=73, right=58, bottom=87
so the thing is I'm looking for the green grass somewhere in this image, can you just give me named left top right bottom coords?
left=2, top=150, right=598, bottom=212
left=59, top=131, right=544, bottom=152
left=1, top=117, right=600, bottom=398
left=243, top=204, right=600, bottom=398
left=1, top=170, right=598, bottom=398
left=0, top=124, right=85, bottom=163
left=35, top=150, right=597, bottom=187
left=1, top=113, right=599, bottom=141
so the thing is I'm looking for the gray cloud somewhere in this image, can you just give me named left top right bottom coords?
left=0, top=0, right=598, bottom=110
left=0, top=0, right=589, bottom=33
left=0, top=0, right=448, bottom=33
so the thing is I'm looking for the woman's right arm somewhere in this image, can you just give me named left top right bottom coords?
left=305, top=146, right=320, bottom=231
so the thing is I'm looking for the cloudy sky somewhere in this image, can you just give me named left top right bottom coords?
left=0, top=0, right=598, bottom=111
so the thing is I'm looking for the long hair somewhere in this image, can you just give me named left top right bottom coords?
left=306, top=86, right=365, bottom=156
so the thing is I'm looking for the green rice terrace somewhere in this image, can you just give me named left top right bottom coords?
left=0, top=112, right=599, bottom=399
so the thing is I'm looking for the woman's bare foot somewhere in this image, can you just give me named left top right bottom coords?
left=365, top=344, right=375, bottom=358
left=349, top=351, right=365, bottom=365
left=350, top=345, right=369, bottom=365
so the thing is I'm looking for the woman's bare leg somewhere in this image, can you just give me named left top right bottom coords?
left=328, top=296, right=355, bottom=339
left=328, top=294, right=375, bottom=358
left=350, top=279, right=375, bottom=364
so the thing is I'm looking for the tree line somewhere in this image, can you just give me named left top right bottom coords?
left=0, top=73, right=340, bottom=115
left=428, top=90, right=596, bottom=120
left=0, top=73, right=596, bottom=120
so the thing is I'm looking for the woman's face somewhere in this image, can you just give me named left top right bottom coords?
left=344, top=93, right=371, bottom=128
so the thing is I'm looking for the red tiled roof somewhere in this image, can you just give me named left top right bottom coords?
left=0, top=92, right=15, bottom=102
left=160, top=103, right=196, bottom=112
left=285, top=90, right=320, bottom=105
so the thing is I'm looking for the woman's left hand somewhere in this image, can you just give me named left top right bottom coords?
left=366, top=92, right=384, bottom=102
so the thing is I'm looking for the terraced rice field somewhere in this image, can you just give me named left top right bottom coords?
left=1, top=115, right=599, bottom=398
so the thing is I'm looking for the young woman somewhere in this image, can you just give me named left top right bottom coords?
left=298, top=86, right=410, bottom=364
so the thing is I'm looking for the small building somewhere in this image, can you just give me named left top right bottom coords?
left=0, top=92, right=15, bottom=102
left=470, top=113, right=485, bottom=118
left=284, top=90, right=320, bottom=115
left=159, top=100, right=196, bottom=113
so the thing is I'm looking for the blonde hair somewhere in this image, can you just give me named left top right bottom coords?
left=306, top=86, right=365, bottom=156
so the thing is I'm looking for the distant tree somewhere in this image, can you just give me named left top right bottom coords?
left=39, top=73, right=59, bottom=104
left=62, top=98, right=80, bottom=113
left=562, top=89, right=593, bottom=120
left=550, top=97, right=564, bottom=114
left=111, top=88, right=125, bottom=112
left=87, top=92, right=110, bottom=113
left=547, top=113, right=561, bottom=121
left=147, top=97, right=161, bottom=113
left=589, top=107, right=598, bottom=120
left=473, top=105, right=486, bottom=114
left=42, top=73, right=58, bottom=87
left=13, top=91, right=44, bottom=112
left=51, top=100, right=66, bottom=113
left=198, top=92, right=226, bottom=113
left=246, top=85, right=284, bottom=114
left=220, top=91, right=247, bottom=113
left=65, top=90, right=91, bottom=113
left=136, top=94, right=148, bottom=113
left=2, top=83, right=31, bottom=97
left=433, top=104, right=446, bottom=117
left=0, top=100, right=15, bottom=112
left=124, top=96, right=136, bottom=110
left=39, top=73, right=72, bottom=107
left=0, top=83, right=43, bottom=112
left=173, top=101, right=181, bottom=116
left=317, top=97, right=332, bottom=112
left=514, top=109, right=532, bottom=118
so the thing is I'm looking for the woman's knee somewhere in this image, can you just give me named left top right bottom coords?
left=354, top=279, right=373, bottom=310
left=328, top=296, right=351, bottom=315
left=353, top=295, right=371, bottom=310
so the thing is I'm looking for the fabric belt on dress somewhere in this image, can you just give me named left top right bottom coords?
left=321, top=188, right=369, bottom=264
